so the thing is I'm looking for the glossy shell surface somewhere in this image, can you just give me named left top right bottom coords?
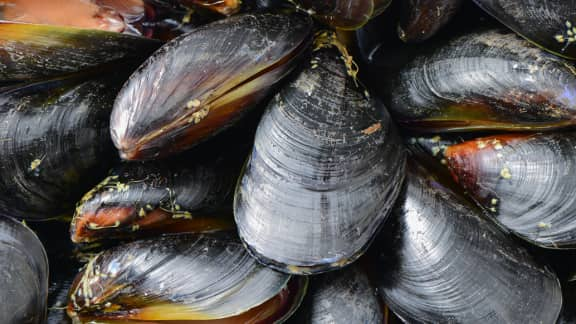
left=111, top=13, right=313, bottom=160
left=387, top=29, right=576, bottom=132
left=235, top=48, right=406, bottom=274
left=374, top=162, right=562, bottom=323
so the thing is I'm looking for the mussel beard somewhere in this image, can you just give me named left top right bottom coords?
left=110, top=13, right=313, bottom=160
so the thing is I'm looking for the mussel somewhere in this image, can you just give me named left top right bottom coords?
left=67, top=233, right=307, bottom=322
left=289, top=265, right=383, bottom=323
left=294, top=0, right=392, bottom=30
left=0, top=216, right=49, bottom=323
left=373, top=161, right=562, bottom=323
left=234, top=45, right=406, bottom=275
left=70, top=156, right=238, bottom=243
left=386, top=29, right=576, bottom=132
left=0, top=71, right=128, bottom=219
left=397, top=0, right=462, bottom=43
left=0, top=22, right=161, bottom=82
left=473, top=0, right=576, bottom=59
left=110, top=13, right=313, bottom=160
left=444, top=132, right=576, bottom=249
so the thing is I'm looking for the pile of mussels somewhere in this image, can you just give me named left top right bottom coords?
left=3, top=0, right=576, bottom=323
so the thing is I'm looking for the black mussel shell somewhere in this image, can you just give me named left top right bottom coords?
left=445, top=132, right=576, bottom=249
left=473, top=0, right=576, bottom=59
left=70, top=155, right=238, bottom=243
left=0, top=71, right=122, bottom=219
left=373, top=161, right=562, bottom=323
left=386, top=29, right=576, bottom=132
left=397, top=0, right=462, bottom=43
left=234, top=47, right=406, bottom=275
left=111, top=13, right=313, bottom=160
left=0, top=216, right=49, bottom=323
left=289, top=265, right=383, bottom=323
left=0, top=22, right=161, bottom=82
left=67, top=233, right=306, bottom=322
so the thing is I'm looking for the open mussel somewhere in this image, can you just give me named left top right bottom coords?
left=234, top=44, right=406, bottom=275
left=289, top=265, right=383, bottom=323
left=70, top=156, right=238, bottom=243
left=397, top=0, right=462, bottom=43
left=110, top=13, right=313, bottom=160
left=0, top=216, right=49, bottom=323
left=67, top=233, right=307, bottom=322
left=444, top=132, right=576, bottom=249
left=373, top=161, right=562, bottom=323
left=0, top=22, right=160, bottom=83
left=386, top=29, right=576, bottom=132
left=0, top=71, right=124, bottom=219
left=473, top=0, right=576, bottom=59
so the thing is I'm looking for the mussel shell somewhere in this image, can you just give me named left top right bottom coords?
left=386, top=29, right=576, bottom=132
left=67, top=233, right=304, bottom=322
left=296, top=0, right=392, bottom=30
left=110, top=13, right=313, bottom=160
left=234, top=48, right=406, bottom=275
left=473, top=0, right=576, bottom=59
left=0, top=22, right=161, bottom=82
left=373, top=161, right=562, bottom=323
left=289, top=265, right=383, bottom=323
left=0, top=72, right=125, bottom=219
left=444, top=132, right=576, bottom=249
left=70, top=156, right=238, bottom=243
left=397, top=0, right=462, bottom=43
left=0, top=216, right=49, bottom=323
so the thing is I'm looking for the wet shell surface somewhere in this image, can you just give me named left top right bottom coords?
left=445, top=132, right=576, bottom=249
left=111, top=13, right=313, bottom=160
left=67, top=233, right=305, bottom=322
left=234, top=48, right=406, bottom=275
left=0, top=22, right=160, bottom=82
left=0, top=216, right=49, bottom=324
left=387, top=29, right=576, bottom=132
left=0, top=72, right=122, bottom=219
left=295, top=0, right=392, bottom=30
left=473, top=0, right=576, bottom=59
left=289, top=265, right=383, bottom=323
left=70, top=157, right=237, bottom=243
left=374, top=161, right=562, bottom=323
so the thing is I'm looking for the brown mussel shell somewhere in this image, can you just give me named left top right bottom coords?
left=295, top=0, right=392, bottom=30
left=386, top=29, right=576, bottom=132
left=110, top=13, right=313, bottom=160
left=372, top=161, right=562, bottom=323
left=234, top=47, right=406, bottom=275
left=445, top=132, right=576, bottom=249
left=67, top=233, right=306, bottom=323
left=397, top=0, right=462, bottom=43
